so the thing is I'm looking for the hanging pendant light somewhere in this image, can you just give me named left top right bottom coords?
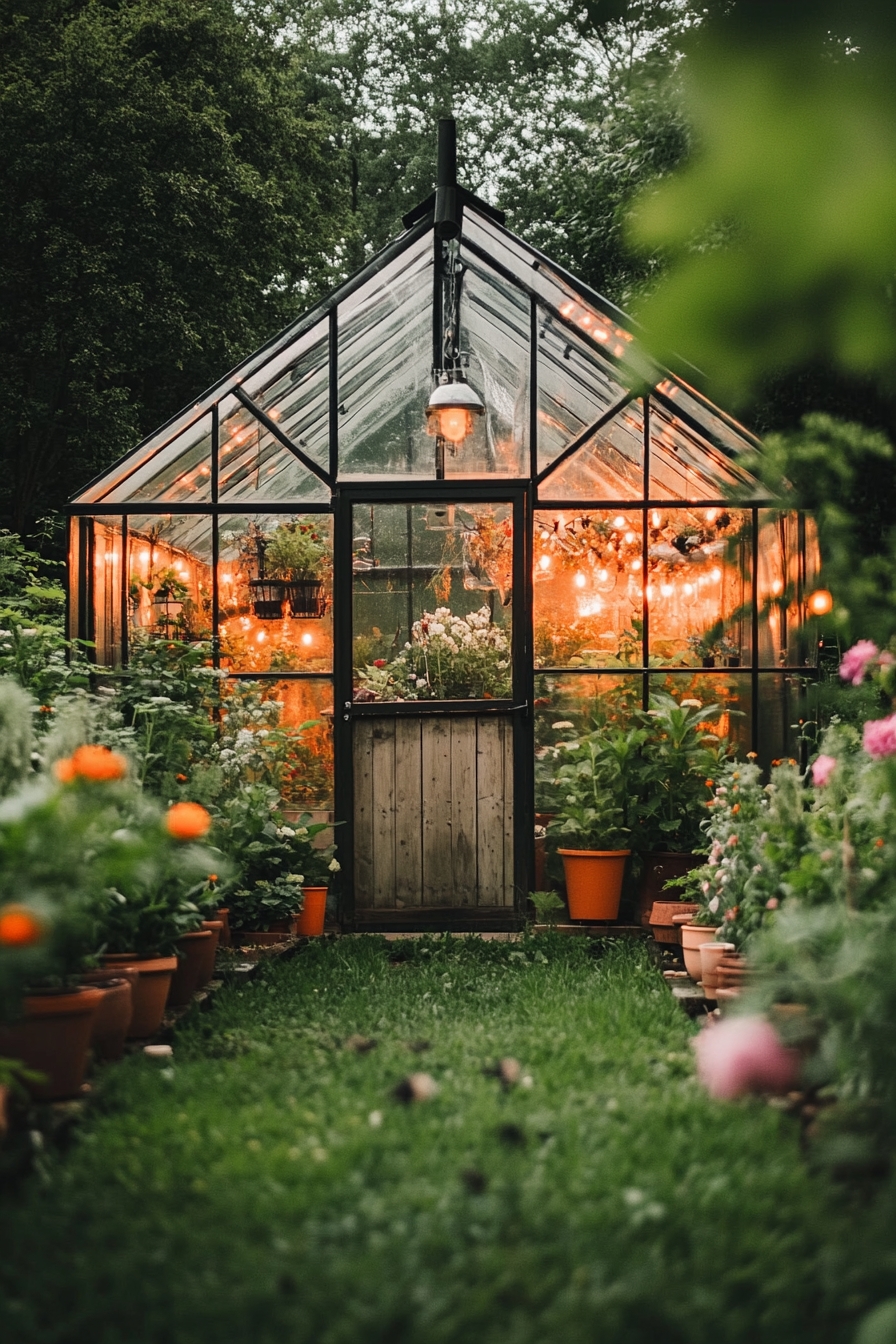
left=425, top=378, right=484, bottom=446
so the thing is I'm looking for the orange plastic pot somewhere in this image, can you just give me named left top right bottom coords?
left=101, top=954, right=178, bottom=1038
left=295, top=886, right=328, bottom=936
left=558, top=850, right=631, bottom=922
left=167, top=930, right=214, bottom=1007
left=0, top=986, right=104, bottom=1100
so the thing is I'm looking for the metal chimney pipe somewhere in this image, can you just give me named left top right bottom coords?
left=435, top=117, right=461, bottom=240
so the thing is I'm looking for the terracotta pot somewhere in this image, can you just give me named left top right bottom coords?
left=716, top=954, right=750, bottom=989
left=216, top=908, right=231, bottom=948
left=196, top=920, right=223, bottom=989
left=715, top=987, right=741, bottom=1006
left=78, top=973, right=134, bottom=1062
left=0, top=986, right=104, bottom=1101
left=101, top=954, right=178, bottom=1038
left=680, top=924, right=722, bottom=980
left=649, top=901, right=699, bottom=944
left=167, top=930, right=214, bottom=1007
left=699, top=941, right=736, bottom=997
left=295, top=886, right=327, bottom=936
left=635, top=853, right=702, bottom=928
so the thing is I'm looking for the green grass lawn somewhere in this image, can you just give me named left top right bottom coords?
left=0, top=936, right=892, bottom=1343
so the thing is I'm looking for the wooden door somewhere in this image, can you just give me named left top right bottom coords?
left=352, top=713, right=514, bottom=911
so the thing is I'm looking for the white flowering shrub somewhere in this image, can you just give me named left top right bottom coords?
left=356, top=606, right=511, bottom=700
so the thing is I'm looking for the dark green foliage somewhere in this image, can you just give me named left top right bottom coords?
left=2, top=936, right=891, bottom=1341
left=0, top=0, right=348, bottom=532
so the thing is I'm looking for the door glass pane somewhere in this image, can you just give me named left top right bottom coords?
left=217, top=513, right=333, bottom=673
left=533, top=509, right=643, bottom=668
left=353, top=502, right=513, bottom=700
left=758, top=509, right=812, bottom=667
left=93, top=516, right=125, bottom=666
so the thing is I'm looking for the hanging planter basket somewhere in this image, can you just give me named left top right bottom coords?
left=249, top=579, right=285, bottom=620
left=284, top=574, right=328, bottom=619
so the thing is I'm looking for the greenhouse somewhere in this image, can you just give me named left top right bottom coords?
left=67, top=122, right=820, bottom=931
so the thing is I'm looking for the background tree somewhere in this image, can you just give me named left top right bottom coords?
left=0, top=0, right=349, bottom=535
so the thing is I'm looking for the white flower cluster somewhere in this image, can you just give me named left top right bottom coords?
left=410, top=606, right=509, bottom=657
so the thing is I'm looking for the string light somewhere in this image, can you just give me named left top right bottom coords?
left=807, top=588, right=833, bottom=616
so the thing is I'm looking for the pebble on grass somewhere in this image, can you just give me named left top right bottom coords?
left=497, top=1122, right=527, bottom=1148
left=344, top=1035, right=378, bottom=1054
left=143, top=1044, right=173, bottom=1059
left=393, top=1073, right=439, bottom=1103
left=461, top=1169, right=488, bottom=1194
left=483, top=1057, right=522, bottom=1088
left=406, top=1039, right=431, bottom=1053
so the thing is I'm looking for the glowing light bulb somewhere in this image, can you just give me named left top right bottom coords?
left=574, top=572, right=586, bottom=588
left=683, top=583, right=694, bottom=597
left=660, top=583, right=673, bottom=598
left=808, top=588, right=833, bottom=616
left=630, top=559, right=640, bottom=572
left=705, top=508, right=719, bottom=524
left=771, top=579, right=784, bottom=596
left=710, top=567, right=722, bottom=582
left=221, top=573, right=233, bottom=585
left=646, top=585, right=655, bottom=601
left=613, top=515, right=625, bottom=530
left=651, top=511, right=662, bottom=528
left=139, top=550, right=150, bottom=564
left=624, top=531, right=636, bottom=545
left=540, top=530, right=550, bottom=541
left=301, top=632, right=314, bottom=647
left=433, top=406, right=474, bottom=445
left=256, top=631, right=267, bottom=644
left=539, top=554, right=551, bottom=571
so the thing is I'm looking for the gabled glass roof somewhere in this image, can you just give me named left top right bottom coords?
left=72, top=197, right=761, bottom=507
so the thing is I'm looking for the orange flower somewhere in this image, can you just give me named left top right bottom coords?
left=70, top=744, right=128, bottom=782
left=176, top=773, right=188, bottom=783
left=732, top=803, right=741, bottom=814
left=166, top=801, right=211, bottom=841
left=207, top=874, right=218, bottom=884
left=705, top=780, right=714, bottom=788
left=875, top=838, right=885, bottom=849
left=54, top=757, right=77, bottom=784
left=0, top=904, right=45, bottom=947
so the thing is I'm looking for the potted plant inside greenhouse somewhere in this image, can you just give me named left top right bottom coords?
left=545, top=726, right=645, bottom=921
left=250, top=521, right=330, bottom=621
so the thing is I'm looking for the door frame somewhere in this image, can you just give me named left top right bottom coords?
left=333, top=479, right=534, bottom=930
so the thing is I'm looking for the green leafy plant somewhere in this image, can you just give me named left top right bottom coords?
left=529, top=890, right=565, bottom=925
left=263, top=522, right=330, bottom=580
left=545, top=725, right=647, bottom=851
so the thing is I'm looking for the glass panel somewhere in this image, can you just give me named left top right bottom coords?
left=539, top=401, right=643, bottom=500
left=533, top=509, right=643, bottom=667
left=646, top=507, right=752, bottom=668
left=338, top=231, right=434, bottom=477
left=451, top=255, right=527, bottom=476
left=757, top=673, right=803, bottom=770
left=98, top=415, right=212, bottom=505
left=758, top=509, right=812, bottom=667
left=217, top=514, right=333, bottom=674
left=536, top=310, right=631, bottom=478
left=533, top=673, right=642, bottom=812
left=217, top=397, right=329, bottom=504
left=220, top=677, right=334, bottom=811
left=649, top=399, right=755, bottom=501
left=127, top=516, right=213, bottom=644
left=463, top=210, right=636, bottom=365
left=240, top=318, right=330, bottom=474
left=654, top=378, right=758, bottom=459
left=92, top=517, right=124, bottom=666
left=352, top=502, right=512, bottom=699
left=648, top=671, right=752, bottom=758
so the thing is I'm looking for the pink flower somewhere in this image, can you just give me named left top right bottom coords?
left=839, top=640, right=879, bottom=686
left=811, top=754, right=837, bottom=786
left=766, top=897, right=779, bottom=910
left=863, top=714, right=896, bottom=759
left=693, top=1016, right=800, bottom=1100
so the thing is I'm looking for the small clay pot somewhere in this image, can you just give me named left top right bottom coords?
left=101, top=954, right=178, bottom=1038
left=649, top=902, right=699, bottom=945
left=716, top=954, right=750, bottom=990
left=680, top=925, right=722, bottom=980
left=78, top=973, right=135, bottom=1062
left=215, top=908, right=231, bottom=948
left=167, top=929, right=214, bottom=1007
left=635, top=854, right=702, bottom=928
left=699, top=941, right=736, bottom=997
left=295, top=887, right=328, bottom=937
left=0, top=987, right=104, bottom=1100
left=196, top=920, right=223, bottom=989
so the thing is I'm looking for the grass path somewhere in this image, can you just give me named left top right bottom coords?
left=0, top=937, right=886, bottom=1343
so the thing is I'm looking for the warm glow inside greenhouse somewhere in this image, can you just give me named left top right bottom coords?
left=68, top=173, right=821, bottom=928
